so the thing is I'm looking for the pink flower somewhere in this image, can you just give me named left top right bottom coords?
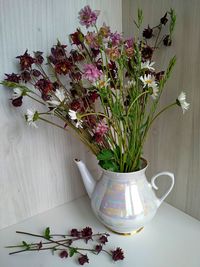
left=83, top=64, right=102, bottom=83
left=78, top=5, right=100, bottom=28
left=110, top=32, right=122, bottom=46
left=95, top=121, right=108, bottom=135
left=85, top=32, right=99, bottom=49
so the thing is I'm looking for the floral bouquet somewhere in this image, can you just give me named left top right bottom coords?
left=1, top=6, right=189, bottom=173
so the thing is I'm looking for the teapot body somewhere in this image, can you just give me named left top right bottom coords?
left=91, top=163, right=174, bottom=234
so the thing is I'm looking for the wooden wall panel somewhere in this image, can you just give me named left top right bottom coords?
left=122, top=0, right=200, bottom=220
left=0, top=0, right=122, bottom=229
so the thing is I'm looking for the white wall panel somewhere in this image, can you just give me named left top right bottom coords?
left=0, top=0, right=122, bottom=229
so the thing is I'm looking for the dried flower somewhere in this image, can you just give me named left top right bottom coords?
left=12, top=96, right=23, bottom=107
left=16, top=50, right=35, bottom=70
left=177, top=92, right=190, bottom=113
left=70, top=228, right=80, bottom=237
left=99, top=23, right=111, bottom=38
left=160, top=13, right=168, bottom=25
left=99, top=235, right=108, bottom=244
left=78, top=254, right=89, bottom=265
left=78, top=5, right=100, bottom=28
left=95, top=245, right=102, bottom=254
left=163, top=35, right=172, bottom=46
left=85, top=32, right=99, bottom=49
left=59, top=250, right=68, bottom=258
left=141, top=45, right=154, bottom=60
left=21, top=71, right=31, bottom=82
left=34, top=51, right=44, bottom=64
left=106, top=47, right=120, bottom=61
left=70, top=30, right=84, bottom=45
left=143, top=25, right=153, bottom=39
left=5, top=73, right=21, bottom=83
left=81, top=227, right=93, bottom=243
left=112, top=247, right=124, bottom=261
left=83, top=64, right=102, bottom=83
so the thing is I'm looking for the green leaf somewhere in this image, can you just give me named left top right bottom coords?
left=0, top=81, right=33, bottom=94
left=99, top=160, right=119, bottom=172
left=22, top=241, right=30, bottom=250
left=97, top=149, right=114, bottom=161
left=169, top=8, right=176, bottom=36
left=69, top=247, right=78, bottom=257
left=44, top=227, right=51, bottom=240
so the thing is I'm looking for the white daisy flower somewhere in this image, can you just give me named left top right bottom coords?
left=12, top=88, right=23, bottom=99
left=140, top=74, right=159, bottom=99
left=141, top=60, right=155, bottom=71
left=75, top=120, right=83, bottom=128
left=25, top=109, right=38, bottom=128
left=177, top=92, right=190, bottom=114
left=47, top=89, right=66, bottom=106
left=68, top=109, right=77, bottom=120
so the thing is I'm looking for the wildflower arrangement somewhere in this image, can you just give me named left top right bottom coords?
left=6, top=226, right=124, bottom=265
left=1, top=6, right=189, bottom=172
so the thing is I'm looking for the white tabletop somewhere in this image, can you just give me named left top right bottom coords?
left=0, top=196, right=200, bottom=267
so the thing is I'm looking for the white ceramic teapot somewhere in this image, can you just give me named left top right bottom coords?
left=75, top=158, right=174, bottom=234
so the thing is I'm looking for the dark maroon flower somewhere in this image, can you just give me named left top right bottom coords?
left=55, top=60, right=72, bottom=75
left=143, top=25, right=153, bottom=39
left=95, top=245, right=102, bottom=254
left=160, top=13, right=168, bottom=25
left=70, top=71, right=82, bottom=81
left=70, top=30, right=84, bottom=46
left=37, top=241, right=42, bottom=250
left=12, top=96, right=23, bottom=107
left=50, top=43, right=67, bottom=63
left=70, top=100, right=82, bottom=111
left=5, top=73, right=21, bottom=83
left=99, top=235, right=108, bottom=244
left=35, top=79, right=53, bottom=100
left=163, top=35, right=172, bottom=46
left=16, top=50, right=35, bottom=70
left=70, top=228, right=80, bottom=237
left=78, top=254, right=89, bottom=265
left=31, top=69, right=41, bottom=77
left=71, top=50, right=84, bottom=62
left=112, top=248, right=125, bottom=261
left=93, top=133, right=103, bottom=144
left=59, top=250, right=68, bottom=258
left=155, top=71, right=165, bottom=81
left=91, top=48, right=100, bottom=57
left=21, top=71, right=31, bottom=82
left=81, top=227, right=93, bottom=243
left=141, top=45, right=154, bottom=60
left=34, top=51, right=44, bottom=64
left=88, top=91, right=99, bottom=103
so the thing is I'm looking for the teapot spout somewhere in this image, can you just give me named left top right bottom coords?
left=74, top=159, right=96, bottom=198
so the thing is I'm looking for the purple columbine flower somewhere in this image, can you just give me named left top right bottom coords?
left=78, top=5, right=100, bottom=28
left=110, top=31, right=122, bottom=46
left=83, top=64, right=102, bottom=83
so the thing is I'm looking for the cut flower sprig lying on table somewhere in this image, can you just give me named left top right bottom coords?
left=5, top=226, right=124, bottom=265
left=1, top=6, right=189, bottom=172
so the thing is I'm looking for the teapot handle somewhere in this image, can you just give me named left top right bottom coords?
left=151, top=172, right=175, bottom=207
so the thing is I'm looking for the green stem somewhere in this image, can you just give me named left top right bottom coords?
left=27, top=94, right=46, bottom=106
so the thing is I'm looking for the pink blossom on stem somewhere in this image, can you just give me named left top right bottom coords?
left=78, top=5, right=100, bottom=28
left=95, top=121, right=108, bottom=135
left=110, top=32, right=122, bottom=46
left=83, top=64, right=102, bottom=83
